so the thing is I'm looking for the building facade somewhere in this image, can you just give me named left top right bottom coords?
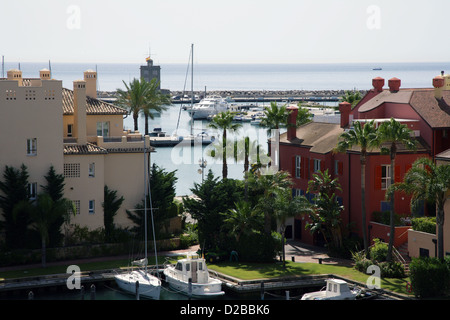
left=0, top=68, right=149, bottom=234
left=277, top=74, right=450, bottom=249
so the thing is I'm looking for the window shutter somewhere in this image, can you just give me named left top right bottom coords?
left=374, top=166, right=382, bottom=190
left=394, top=165, right=401, bottom=183
left=338, top=161, right=343, bottom=175
left=292, top=156, right=296, bottom=178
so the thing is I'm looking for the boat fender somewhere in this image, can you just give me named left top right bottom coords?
left=406, top=282, right=412, bottom=293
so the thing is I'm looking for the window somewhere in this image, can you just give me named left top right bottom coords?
left=72, top=200, right=80, bottom=215
left=97, top=122, right=109, bottom=137
left=186, top=263, right=190, bottom=272
left=64, top=163, right=80, bottom=177
left=381, top=165, right=391, bottom=190
left=175, top=262, right=183, bottom=271
left=27, top=138, right=37, bottom=155
left=89, top=200, right=95, bottom=214
left=295, top=156, right=301, bottom=178
left=380, top=201, right=391, bottom=212
left=313, top=159, right=321, bottom=172
left=198, top=262, right=203, bottom=271
left=28, top=182, right=37, bottom=200
left=89, top=163, right=95, bottom=177
left=67, top=124, right=73, bottom=137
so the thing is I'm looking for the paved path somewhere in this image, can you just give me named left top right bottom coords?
left=284, top=240, right=354, bottom=267
left=0, top=241, right=354, bottom=273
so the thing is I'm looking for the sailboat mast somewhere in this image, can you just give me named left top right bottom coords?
left=144, top=136, right=148, bottom=275
left=190, top=43, right=194, bottom=136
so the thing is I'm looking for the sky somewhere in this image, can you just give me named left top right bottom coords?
left=1, top=0, right=449, bottom=65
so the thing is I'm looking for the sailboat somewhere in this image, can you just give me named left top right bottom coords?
left=174, top=44, right=216, bottom=146
left=114, top=138, right=161, bottom=299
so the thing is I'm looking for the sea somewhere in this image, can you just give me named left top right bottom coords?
left=3, top=61, right=449, bottom=196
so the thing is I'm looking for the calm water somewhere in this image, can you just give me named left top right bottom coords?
left=2, top=61, right=449, bottom=91
left=123, top=104, right=271, bottom=196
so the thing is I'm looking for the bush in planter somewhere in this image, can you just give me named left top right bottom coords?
left=411, top=217, right=436, bottom=234
left=370, top=238, right=388, bottom=263
left=409, top=257, right=450, bottom=298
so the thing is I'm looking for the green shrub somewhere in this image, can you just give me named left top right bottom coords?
left=409, top=257, right=450, bottom=298
left=370, top=238, right=388, bottom=262
left=411, top=217, right=436, bottom=234
left=378, top=261, right=406, bottom=278
left=235, top=231, right=281, bottom=262
left=371, top=211, right=402, bottom=226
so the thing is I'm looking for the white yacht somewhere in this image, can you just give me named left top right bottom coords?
left=301, top=278, right=359, bottom=300
left=114, top=139, right=161, bottom=300
left=163, top=252, right=225, bottom=298
left=115, top=259, right=161, bottom=300
left=188, top=95, right=229, bottom=120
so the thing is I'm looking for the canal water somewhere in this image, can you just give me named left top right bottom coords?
left=4, top=281, right=298, bottom=301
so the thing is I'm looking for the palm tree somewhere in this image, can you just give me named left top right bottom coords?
left=14, top=193, right=75, bottom=267
left=307, top=169, right=344, bottom=251
left=208, top=111, right=242, bottom=179
left=376, top=118, right=416, bottom=261
left=335, top=120, right=378, bottom=256
left=273, top=189, right=312, bottom=267
left=223, top=201, right=262, bottom=243
left=260, top=102, right=288, bottom=136
left=141, top=78, right=171, bottom=135
left=250, top=171, right=293, bottom=235
left=341, top=90, right=362, bottom=108
left=260, top=102, right=287, bottom=171
left=115, top=78, right=150, bottom=132
left=388, top=157, right=450, bottom=260
left=295, top=104, right=313, bottom=127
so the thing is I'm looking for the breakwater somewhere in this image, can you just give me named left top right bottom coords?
left=98, top=89, right=367, bottom=104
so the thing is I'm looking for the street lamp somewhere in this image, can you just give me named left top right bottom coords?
left=198, top=158, right=207, bottom=182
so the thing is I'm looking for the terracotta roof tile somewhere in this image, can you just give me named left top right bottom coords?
left=62, top=88, right=127, bottom=115
left=64, top=143, right=108, bottom=155
left=409, top=90, right=450, bottom=129
left=278, top=122, right=344, bottom=154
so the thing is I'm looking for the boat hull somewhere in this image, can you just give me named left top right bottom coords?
left=115, top=270, right=161, bottom=300
left=163, top=269, right=224, bottom=298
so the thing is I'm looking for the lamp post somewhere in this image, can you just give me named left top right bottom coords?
left=198, top=158, right=207, bottom=182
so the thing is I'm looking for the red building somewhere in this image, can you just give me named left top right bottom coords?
left=276, top=74, right=450, bottom=247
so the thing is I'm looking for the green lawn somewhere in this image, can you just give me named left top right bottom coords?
left=208, top=260, right=412, bottom=297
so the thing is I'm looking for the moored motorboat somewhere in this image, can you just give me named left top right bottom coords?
left=300, top=278, right=359, bottom=300
left=188, top=95, right=229, bottom=120
left=163, top=252, right=224, bottom=298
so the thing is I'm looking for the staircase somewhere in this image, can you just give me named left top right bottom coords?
left=395, top=242, right=411, bottom=274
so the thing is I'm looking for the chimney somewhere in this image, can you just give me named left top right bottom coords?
left=286, top=105, right=298, bottom=141
left=73, top=80, right=87, bottom=145
left=7, top=69, right=23, bottom=86
left=388, top=77, right=401, bottom=92
left=339, top=101, right=351, bottom=128
left=39, top=68, right=51, bottom=80
left=83, top=70, right=97, bottom=98
left=433, top=75, right=445, bottom=99
left=372, top=77, right=384, bottom=92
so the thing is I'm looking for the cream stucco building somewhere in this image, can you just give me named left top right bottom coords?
left=0, top=68, right=149, bottom=232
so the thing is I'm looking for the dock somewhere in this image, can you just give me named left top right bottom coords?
left=0, top=268, right=407, bottom=300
